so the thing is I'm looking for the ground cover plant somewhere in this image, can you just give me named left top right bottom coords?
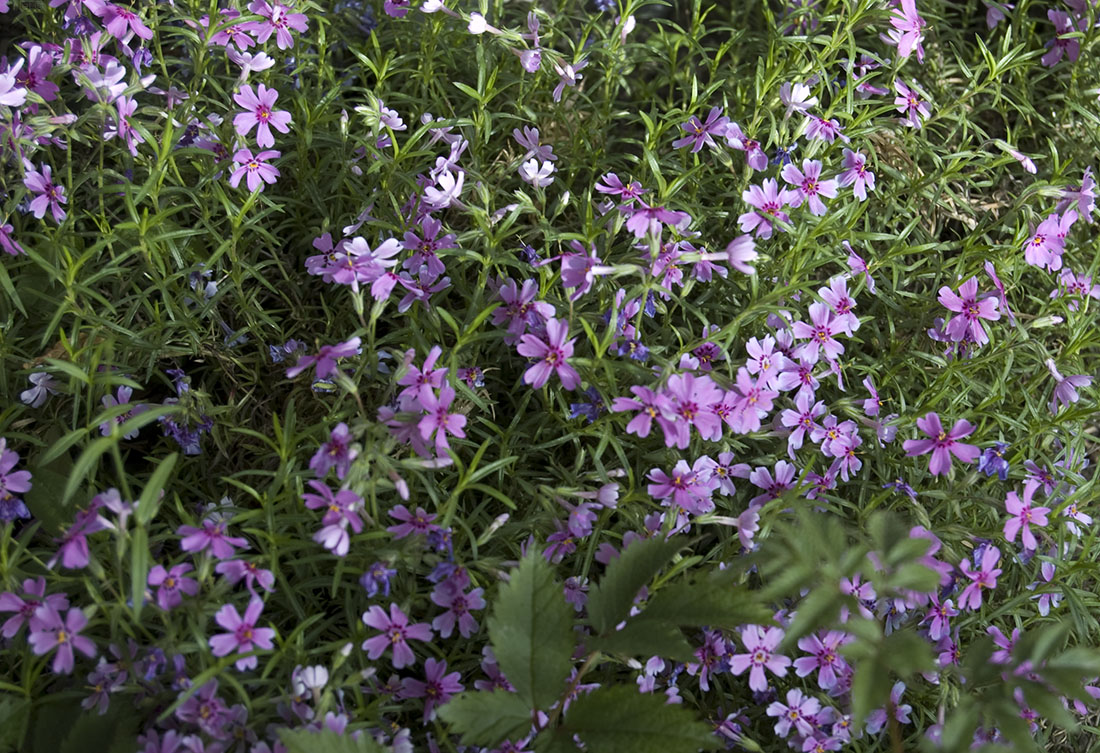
left=3, top=0, right=1100, bottom=751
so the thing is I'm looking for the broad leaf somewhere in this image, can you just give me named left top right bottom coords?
left=438, top=691, right=534, bottom=747
left=562, top=685, right=720, bottom=753
left=279, top=728, right=385, bottom=753
left=588, top=537, right=683, bottom=635
left=588, top=621, right=695, bottom=663
left=636, top=570, right=770, bottom=629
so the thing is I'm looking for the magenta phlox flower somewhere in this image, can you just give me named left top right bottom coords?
left=780, top=82, right=818, bottom=119
left=1028, top=561, right=1062, bottom=616
left=215, top=558, right=275, bottom=593
left=780, top=392, right=826, bottom=458
left=0, top=59, right=28, bottom=108
left=562, top=240, right=614, bottom=301
left=724, top=122, right=769, bottom=170
left=513, top=126, right=556, bottom=162
left=958, top=546, right=1002, bottom=610
left=24, top=164, right=67, bottom=223
left=843, top=241, right=877, bottom=295
left=647, top=460, right=714, bottom=515
left=430, top=571, right=486, bottom=638
left=1004, top=481, right=1050, bottom=551
left=397, top=345, right=448, bottom=407
left=921, top=596, right=958, bottom=641
left=0, top=577, right=68, bottom=638
left=387, top=504, right=441, bottom=539
left=248, top=0, right=309, bottom=49
left=792, top=302, right=845, bottom=364
left=804, top=114, right=849, bottom=143
left=418, top=384, right=468, bottom=454
left=1042, top=9, right=1082, bottom=66
left=894, top=79, right=931, bottom=128
left=623, top=202, right=691, bottom=240
left=492, top=278, right=555, bottom=342
left=745, top=335, right=789, bottom=387
left=983, top=261, right=1014, bottom=325
left=400, top=657, right=464, bottom=723
left=1051, top=269, right=1100, bottom=311
left=887, top=0, right=927, bottom=61
left=1046, top=359, right=1092, bottom=414
left=203, top=9, right=259, bottom=49
left=93, top=3, right=154, bottom=41
left=794, top=631, right=851, bottom=691
left=729, top=366, right=778, bottom=433
left=1023, top=212, right=1067, bottom=271
left=402, top=216, right=454, bottom=278
left=903, top=413, right=980, bottom=476
left=303, top=480, right=364, bottom=532
left=233, top=84, right=292, bottom=148
left=685, top=630, right=727, bottom=692
left=663, top=373, right=723, bottom=446
left=50, top=503, right=108, bottom=570
left=229, top=148, right=280, bottom=192
left=818, top=277, right=860, bottom=335
left=767, top=688, right=821, bottom=738
left=865, top=682, right=912, bottom=735
left=0, top=223, right=25, bottom=258
left=286, top=337, right=362, bottom=380
left=672, top=106, right=729, bottom=152
left=938, top=276, right=1000, bottom=345
left=729, top=624, right=791, bottom=692
left=362, top=603, right=432, bottom=668
left=178, top=518, right=249, bottom=560
left=611, top=385, right=678, bottom=441
left=148, top=564, right=199, bottom=610
left=739, top=179, right=793, bottom=239
left=310, top=422, right=358, bottom=480
left=839, top=149, right=876, bottom=201
left=987, top=625, right=1019, bottom=664
left=103, top=95, right=144, bottom=156
left=595, top=172, right=647, bottom=205
left=1057, top=167, right=1096, bottom=223
left=775, top=355, right=821, bottom=404
left=781, top=159, right=837, bottom=216
left=516, top=317, right=581, bottom=390
left=28, top=605, right=96, bottom=674
left=209, top=598, right=276, bottom=671
left=748, top=460, right=797, bottom=507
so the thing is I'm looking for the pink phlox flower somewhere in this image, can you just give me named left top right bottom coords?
left=780, top=82, right=818, bottom=119
left=685, top=630, right=726, bottom=692
left=396, top=345, right=447, bottom=408
left=402, top=216, right=454, bottom=278
left=204, top=9, right=259, bottom=50
left=310, top=422, right=358, bottom=480
left=28, top=605, right=96, bottom=674
left=1056, top=166, right=1096, bottom=223
left=229, top=148, right=280, bottom=192
left=767, top=688, right=821, bottom=738
left=920, top=596, right=958, bottom=641
left=611, top=385, right=677, bottom=441
left=50, top=502, right=108, bottom=570
left=386, top=504, right=441, bottom=539
left=647, top=460, right=714, bottom=515
left=0, top=577, right=69, bottom=639
left=147, top=563, right=199, bottom=610
left=286, top=337, right=362, bottom=380
left=938, top=276, right=1000, bottom=345
left=248, top=0, right=309, bottom=49
left=861, top=376, right=883, bottom=418
left=1042, top=9, right=1082, bottom=66
left=623, top=202, right=691, bottom=240
left=793, top=631, right=851, bottom=691
left=513, top=125, right=556, bottom=162
left=887, top=0, right=927, bottom=62
left=418, top=384, right=467, bottom=455
left=383, top=0, right=410, bottom=17
left=724, top=234, right=759, bottom=274
left=803, top=114, right=849, bottom=143
left=662, top=373, right=723, bottom=447
left=865, top=682, right=911, bottom=734
left=0, top=58, right=28, bottom=108
left=362, top=603, right=433, bottom=668
left=780, top=391, right=826, bottom=458
left=0, top=224, right=22, bottom=260
left=903, top=412, right=981, bottom=476
left=423, top=169, right=465, bottom=209
left=957, top=545, right=1002, bottom=610
left=729, top=367, right=778, bottom=434
left=595, top=172, right=647, bottom=204
left=99, top=385, right=147, bottom=439
left=838, top=149, right=876, bottom=201
left=893, top=79, right=931, bottom=128
left=781, top=159, right=837, bottom=216
left=1051, top=269, right=1100, bottom=312
left=209, top=598, right=276, bottom=671
left=1063, top=500, right=1093, bottom=536
left=849, top=54, right=890, bottom=98
left=94, top=3, right=154, bottom=41
left=729, top=624, right=791, bottom=692
left=551, top=57, right=587, bottom=102
left=819, top=277, right=859, bottom=335
left=233, top=83, right=292, bottom=148
left=775, top=355, right=821, bottom=404
left=724, top=122, right=769, bottom=170
left=739, top=178, right=793, bottom=239
left=1023, top=212, right=1067, bottom=270
left=516, top=317, right=581, bottom=390
left=1004, top=481, right=1050, bottom=551
left=178, top=518, right=249, bottom=560
left=748, top=460, right=797, bottom=507
left=102, top=95, right=144, bottom=156
left=812, top=414, right=857, bottom=456
left=829, top=432, right=863, bottom=481
left=672, top=106, right=729, bottom=152
left=702, top=451, right=750, bottom=496
left=303, top=480, right=364, bottom=531
left=562, top=240, right=614, bottom=301
left=983, top=260, right=1014, bottom=325
left=1046, top=358, right=1092, bottom=414
left=745, top=335, right=789, bottom=388
left=987, top=625, right=1019, bottom=664
left=984, top=2, right=1014, bottom=29
left=430, top=570, right=486, bottom=638
left=792, top=302, right=845, bottom=364
left=24, top=163, right=67, bottom=223
left=215, top=559, right=275, bottom=594
left=491, top=278, right=555, bottom=342
left=399, top=657, right=464, bottom=723
left=843, top=241, right=877, bottom=295
left=1028, top=560, right=1062, bottom=616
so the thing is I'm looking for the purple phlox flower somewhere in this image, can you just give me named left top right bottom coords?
left=903, top=413, right=981, bottom=476
left=685, top=630, right=727, bottom=691
left=647, top=460, right=714, bottom=515
left=1024, top=460, right=1057, bottom=496
left=28, top=605, right=96, bottom=674
left=1023, top=212, right=1067, bottom=271
left=938, top=276, right=1000, bottom=345
left=748, top=460, right=797, bottom=507
left=50, top=501, right=108, bottom=570
left=431, top=570, right=486, bottom=638
left=248, top=0, right=309, bottom=49
left=792, top=302, right=845, bottom=364
left=400, top=657, right=464, bottom=723
left=983, top=260, right=1015, bottom=325
left=865, top=682, right=911, bottom=735
left=804, top=114, right=849, bottom=143
left=513, top=126, right=556, bottom=162
left=1063, top=500, right=1092, bottom=536
left=383, top=0, right=410, bottom=17
left=229, top=148, right=281, bottom=192
left=1051, top=268, right=1100, bottom=312
left=24, top=164, right=68, bottom=223
left=724, top=122, right=769, bottom=170
left=663, top=372, right=723, bottom=447
left=812, top=414, right=857, bottom=457
left=519, top=158, right=555, bottom=187
left=819, top=277, right=859, bottom=335
left=611, top=385, right=677, bottom=441
left=516, top=317, right=580, bottom=390
left=886, top=0, right=926, bottom=61
left=1057, top=167, right=1096, bottom=222
left=781, top=159, right=837, bottom=216
left=0, top=577, right=69, bottom=638
left=209, top=597, right=276, bottom=671
left=562, top=240, right=615, bottom=301
left=839, top=149, right=876, bottom=201
left=987, top=625, right=1019, bottom=665
left=794, top=631, right=850, bottom=691
left=21, top=371, right=60, bottom=407
left=0, top=438, right=33, bottom=521
left=103, top=95, right=144, bottom=156
left=569, top=387, right=606, bottom=424
left=1004, top=481, right=1050, bottom=551
left=286, top=337, right=361, bottom=380
left=973, top=442, right=1010, bottom=482
left=418, top=384, right=468, bottom=455
left=402, top=216, right=454, bottom=278
left=691, top=326, right=725, bottom=372
left=0, top=59, right=28, bottom=108
left=99, top=385, right=148, bottom=439
left=672, top=106, right=729, bottom=152
left=178, top=518, right=249, bottom=560
left=362, top=603, right=432, bottom=668
left=1042, top=9, right=1082, bottom=67
left=233, top=84, right=292, bottom=149
left=492, top=278, right=555, bottom=342
left=1028, top=560, right=1062, bottom=616
left=780, top=82, right=818, bottom=119
left=423, top=168, right=465, bottom=209
left=303, top=480, right=364, bottom=557
left=15, top=45, right=60, bottom=101
left=360, top=561, right=397, bottom=598
left=175, top=680, right=230, bottom=736
left=148, top=563, right=199, bottom=610
left=780, top=392, right=826, bottom=459
left=1047, top=359, right=1092, bottom=414
left=729, top=366, right=778, bottom=434
left=595, top=172, right=647, bottom=204
left=202, top=9, right=258, bottom=50
left=215, top=558, right=275, bottom=594
left=91, top=2, right=154, bottom=41
left=387, top=504, right=441, bottom=539
left=893, top=79, right=931, bottom=128
left=722, top=234, right=759, bottom=274
left=1, top=223, right=27, bottom=257
left=745, top=335, right=789, bottom=388
left=767, top=688, right=821, bottom=738
left=985, top=2, right=1014, bottom=29
left=957, top=545, right=1002, bottom=610
left=84, top=658, right=125, bottom=714
left=739, top=178, right=793, bottom=239
left=729, top=624, right=791, bottom=692
left=843, top=241, right=877, bottom=295
left=396, top=345, right=447, bottom=408
left=921, top=596, right=958, bottom=642
left=310, top=422, right=358, bottom=480
left=551, top=56, right=586, bottom=102
left=623, top=202, right=691, bottom=240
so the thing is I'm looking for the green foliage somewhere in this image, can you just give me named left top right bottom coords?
left=587, top=536, right=684, bottom=635
left=279, top=728, right=386, bottom=753
left=438, top=690, right=534, bottom=748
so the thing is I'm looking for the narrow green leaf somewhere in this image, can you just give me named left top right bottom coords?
left=131, top=527, right=149, bottom=619
left=588, top=537, right=684, bottom=635
left=136, top=453, right=177, bottom=526
left=438, top=691, right=534, bottom=747
left=562, top=685, right=720, bottom=753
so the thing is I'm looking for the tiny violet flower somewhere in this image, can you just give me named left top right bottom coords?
left=1046, top=359, right=1092, bottom=414
left=147, top=564, right=199, bottom=610
left=310, top=422, right=358, bottom=480
left=286, top=337, right=362, bottom=381
left=672, top=106, right=729, bottom=152
left=178, top=519, right=249, bottom=560
left=1004, top=481, right=1050, bottom=551
left=902, top=413, right=981, bottom=476
left=894, top=79, right=931, bottom=128
left=21, top=372, right=61, bottom=408
left=739, top=179, right=794, bottom=239
left=360, top=561, right=397, bottom=598
left=838, top=149, right=876, bottom=201
left=399, top=657, right=463, bottom=723
left=516, top=317, right=581, bottom=390
left=728, top=624, right=791, bottom=692
left=28, top=605, right=96, bottom=674
left=937, top=277, right=1000, bottom=345
left=24, top=164, right=68, bottom=223
left=209, top=598, right=276, bottom=671
left=361, top=603, right=432, bottom=668
left=978, top=442, right=1011, bottom=480
left=958, top=546, right=1002, bottom=610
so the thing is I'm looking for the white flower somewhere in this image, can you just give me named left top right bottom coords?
left=423, top=169, right=465, bottom=209
left=468, top=12, right=488, bottom=33
left=21, top=372, right=60, bottom=408
left=519, top=158, right=555, bottom=187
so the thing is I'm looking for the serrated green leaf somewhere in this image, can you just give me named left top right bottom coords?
left=588, top=621, right=695, bottom=663
left=889, top=562, right=941, bottom=593
left=778, top=585, right=840, bottom=652
left=438, top=691, right=533, bottom=747
left=279, top=728, right=385, bottom=753
left=882, top=629, right=935, bottom=676
left=562, top=685, right=719, bottom=753
left=488, top=551, right=575, bottom=711
left=849, top=657, right=891, bottom=727
left=588, top=537, right=684, bottom=635
left=635, top=571, right=770, bottom=630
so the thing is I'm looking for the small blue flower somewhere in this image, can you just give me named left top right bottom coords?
left=977, top=442, right=1010, bottom=481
